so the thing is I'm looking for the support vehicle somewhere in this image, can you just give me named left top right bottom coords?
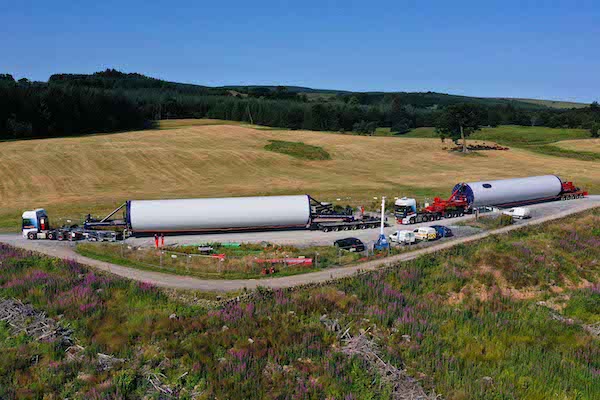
left=334, top=237, right=366, bottom=252
left=502, top=207, right=531, bottom=219
left=429, top=225, right=453, bottom=238
left=415, top=227, right=437, bottom=241
left=388, top=230, right=416, bottom=245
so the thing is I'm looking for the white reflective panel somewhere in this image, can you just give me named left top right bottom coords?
left=464, top=175, right=562, bottom=207
left=130, top=195, right=311, bottom=232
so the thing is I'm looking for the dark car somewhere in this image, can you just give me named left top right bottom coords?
left=334, top=237, right=366, bottom=252
left=429, top=225, right=453, bottom=238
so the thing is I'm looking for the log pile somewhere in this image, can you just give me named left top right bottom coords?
left=341, top=332, right=438, bottom=400
left=448, top=143, right=509, bottom=151
left=0, top=298, right=73, bottom=347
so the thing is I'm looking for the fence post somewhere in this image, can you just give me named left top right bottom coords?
left=187, top=255, right=190, bottom=271
left=160, top=251, right=163, bottom=267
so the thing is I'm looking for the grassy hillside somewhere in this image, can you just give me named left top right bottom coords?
left=0, top=209, right=598, bottom=398
left=225, top=87, right=560, bottom=109
left=0, top=122, right=598, bottom=231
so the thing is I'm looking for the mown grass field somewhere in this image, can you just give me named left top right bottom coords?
left=0, top=209, right=598, bottom=398
left=0, top=122, right=598, bottom=231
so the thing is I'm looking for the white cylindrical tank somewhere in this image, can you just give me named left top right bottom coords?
left=127, top=195, right=311, bottom=233
left=453, top=175, right=563, bottom=207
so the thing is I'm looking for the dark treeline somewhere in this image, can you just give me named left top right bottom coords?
left=0, top=78, right=147, bottom=139
left=1, top=69, right=598, bottom=141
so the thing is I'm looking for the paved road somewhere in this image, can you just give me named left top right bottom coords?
left=1, top=196, right=597, bottom=292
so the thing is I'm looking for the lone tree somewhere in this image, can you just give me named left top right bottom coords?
left=436, top=103, right=485, bottom=152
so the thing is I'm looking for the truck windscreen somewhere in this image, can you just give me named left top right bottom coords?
left=394, top=206, right=411, bottom=217
left=22, top=218, right=37, bottom=229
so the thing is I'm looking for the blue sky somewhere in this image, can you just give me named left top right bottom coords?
left=2, top=0, right=599, bottom=102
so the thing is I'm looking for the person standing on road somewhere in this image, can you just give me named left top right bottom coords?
left=161, top=233, right=165, bottom=247
left=154, top=233, right=159, bottom=249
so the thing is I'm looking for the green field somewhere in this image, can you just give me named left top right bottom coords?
left=401, top=125, right=600, bottom=160
left=1, top=209, right=598, bottom=398
left=402, top=125, right=590, bottom=143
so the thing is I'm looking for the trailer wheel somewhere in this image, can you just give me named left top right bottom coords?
left=409, top=217, right=415, bottom=224
left=459, top=212, right=464, bottom=217
left=360, top=224, right=367, bottom=229
left=332, top=227, right=339, bottom=232
left=352, top=225, right=358, bottom=230
left=27, top=231, right=36, bottom=240
left=436, top=215, right=442, bottom=220
left=343, top=226, right=349, bottom=231
left=47, top=232, right=55, bottom=240
left=322, top=227, right=330, bottom=232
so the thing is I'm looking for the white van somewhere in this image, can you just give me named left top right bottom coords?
left=502, top=207, right=531, bottom=219
left=389, top=230, right=416, bottom=245
left=415, top=227, right=437, bottom=241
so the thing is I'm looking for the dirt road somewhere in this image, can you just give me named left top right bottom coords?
left=1, top=197, right=598, bottom=292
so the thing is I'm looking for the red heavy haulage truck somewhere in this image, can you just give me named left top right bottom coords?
left=395, top=175, right=587, bottom=224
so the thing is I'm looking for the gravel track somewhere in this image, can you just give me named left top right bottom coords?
left=0, top=197, right=597, bottom=292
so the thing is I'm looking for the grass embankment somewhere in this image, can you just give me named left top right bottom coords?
left=0, top=209, right=598, bottom=398
left=75, top=242, right=362, bottom=280
left=264, top=140, right=331, bottom=160
left=0, top=122, right=598, bottom=232
left=457, top=214, right=515, bottom=230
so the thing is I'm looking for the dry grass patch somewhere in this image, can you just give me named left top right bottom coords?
left=555, top=138, right=600, bottom=153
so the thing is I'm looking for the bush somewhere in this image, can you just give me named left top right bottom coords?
left=264, top=140, right=331, bottom=160
left=591, top=122, right=599, bottom=138
left=498, top=214, right=515, bottom=226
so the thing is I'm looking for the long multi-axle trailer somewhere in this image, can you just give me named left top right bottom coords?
left=394, top=175, right=587, bottom=224
left=22, top=196, right=384, bottom=240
